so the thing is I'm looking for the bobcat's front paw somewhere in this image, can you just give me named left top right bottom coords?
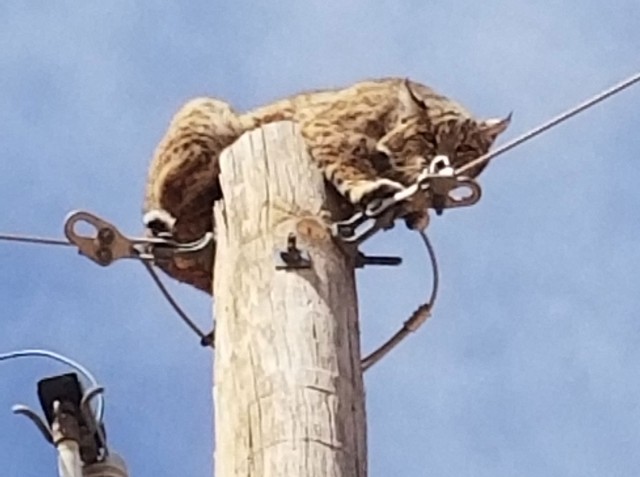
left=348, top=178, right=405, bottom=206
left=143, top=209, right=176, bottom=237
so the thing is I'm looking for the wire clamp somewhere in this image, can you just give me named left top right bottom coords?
left=331, top=155, right=482, bottom=245
left=354, top=252, right=402, bottom=268
left=274, top=233, right=312, bottom=270
left=64, top=210, right=213, bottom=266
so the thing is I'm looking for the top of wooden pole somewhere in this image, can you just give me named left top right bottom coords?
left=212, top=121, right=367, bottom=477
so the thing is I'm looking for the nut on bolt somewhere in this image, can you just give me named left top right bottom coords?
left=95, top=248, right=113, bottom=265
left=97, top=227, right=115, bottom=245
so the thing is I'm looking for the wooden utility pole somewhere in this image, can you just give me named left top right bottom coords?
left=212, top=122, right=367, bottom=477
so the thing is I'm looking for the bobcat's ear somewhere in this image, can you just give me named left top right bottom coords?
left=478, top=113, right=512, bottom=140
left=398, top=78, right=428, bottom=116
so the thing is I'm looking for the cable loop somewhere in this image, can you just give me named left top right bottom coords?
left=361, top=230, right=438, bottom=371
left=141, top=261, right=214, bottom=348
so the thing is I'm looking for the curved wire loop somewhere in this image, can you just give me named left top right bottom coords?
left=361, top=230, right=439, bottom=371
left=141, top=261, right=214, bottom=348
left=0, top=349, right=105, bottom=421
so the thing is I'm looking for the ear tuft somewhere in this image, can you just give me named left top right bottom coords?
left=398, top=78, right=427, bottom=116
left=479, top=112, right=512, bottom=139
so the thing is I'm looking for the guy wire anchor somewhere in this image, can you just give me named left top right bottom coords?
left=63, top=210, right=214, bottom=350
left=421, top=155, right=482, bottom=216
left=64, top=210, right=213, bottom=267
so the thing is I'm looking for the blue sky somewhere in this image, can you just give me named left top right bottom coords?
left=1, top=1, right=639, bottom=475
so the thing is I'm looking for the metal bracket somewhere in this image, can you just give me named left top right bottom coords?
left=274, top=234, right=311, bottom=270
left=331, top=155, right=482, bottom=244
left=404, top=155, right=482, bottom=214
left=64, top=210, right=213, bottom=267
left=200, top=330, right=215, bottom=348
left=64, top=211, right=137, bottom=266
left=430, top=176, right=481, bottom=215
left=355, top=252, right=402, bottom=268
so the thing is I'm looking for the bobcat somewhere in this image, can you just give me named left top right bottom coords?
left=143, top=77, right=510, bottom=292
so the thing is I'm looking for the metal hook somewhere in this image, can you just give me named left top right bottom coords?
left=64, top=211, right=140, bottom=266
left=429, top=175, right=482, bottom=214
left=64, top=210, right=215, bottom=267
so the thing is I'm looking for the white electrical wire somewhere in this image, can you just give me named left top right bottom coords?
left=0, top=349, right=104, bottom=421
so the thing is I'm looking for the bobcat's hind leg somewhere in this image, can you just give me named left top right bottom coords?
left=143, top=97, right=243, bottom=242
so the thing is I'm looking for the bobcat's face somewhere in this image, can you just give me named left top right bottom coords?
left=376, top=79, right=511, bottom=182
left=374, top=80, right=511, bottom=230
left=378, top=114, right=511, bottom=181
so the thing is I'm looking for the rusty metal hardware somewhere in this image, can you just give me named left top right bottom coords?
left=332, top=155, right=482, bottom=244
left=64, top=210, right=213, bottom=266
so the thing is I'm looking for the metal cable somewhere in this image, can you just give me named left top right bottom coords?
left=362, top=230, right=439, bottom=371
left=0, top=349, right=104, bottom=421
left=141, top=261, right=214, bottom=348
left=457, top=70, right=640, bottom=176
left=0, top=230, right=212, bottom=348
left=0, top=233, right=72, bottom=247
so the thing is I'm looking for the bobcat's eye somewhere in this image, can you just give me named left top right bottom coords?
left=420, top=132, right=436, bottom=143
left=455, top=144, right=476, bottom=154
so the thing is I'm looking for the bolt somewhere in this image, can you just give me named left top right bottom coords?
left=96, top=248, right=113, bottom=265
left=97, top=227, right=115, bottom=245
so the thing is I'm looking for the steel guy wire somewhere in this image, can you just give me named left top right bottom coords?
left=457, top=70, right=640, bottom=176
left=0, top=231, right=209, bottom=348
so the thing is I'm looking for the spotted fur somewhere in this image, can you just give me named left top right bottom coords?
left=144, top=77, right=510, bottom=292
